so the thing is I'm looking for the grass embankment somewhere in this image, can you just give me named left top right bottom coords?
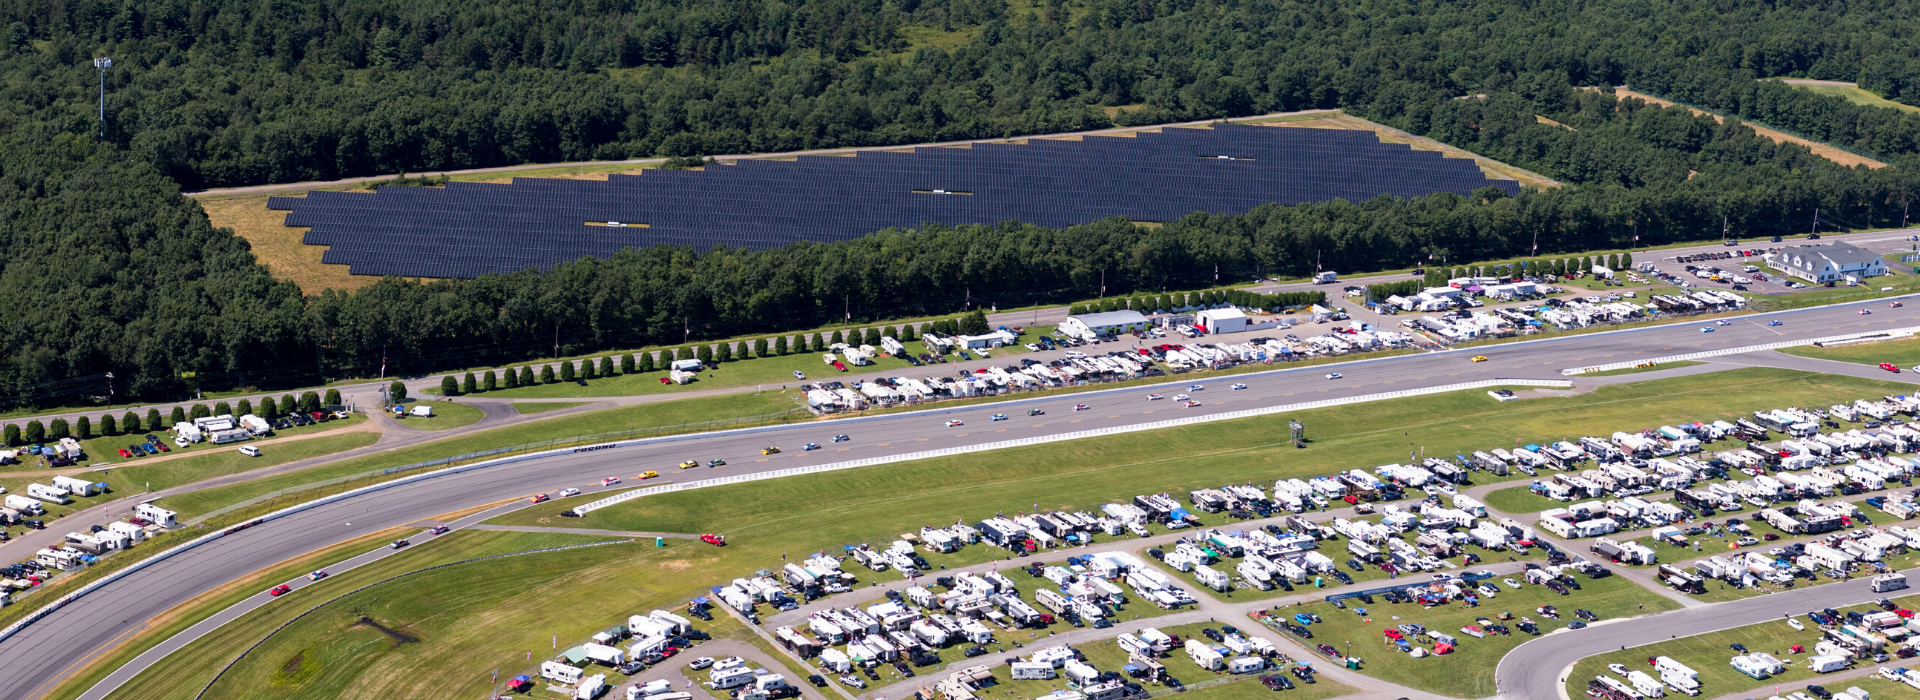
left=38, top=528, right=409, bottom=700
left=1748, top=271, right=1920, bottom=312
left=153, top=392, right=801, bottom=521
left=1563, top=594, right=1920, bottom=700
left=1282, top=574, right=1679, bottom=698
left=387, top=400, right=484, bottom=431
left=510, top=402, right=591, bottom=415
left=1778, top=334, right=1920, bottom=368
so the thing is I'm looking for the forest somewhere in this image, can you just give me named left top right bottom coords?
left=4, top=0, right=1920, bottom=405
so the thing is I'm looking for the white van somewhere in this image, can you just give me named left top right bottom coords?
left=238, top=445, right=261, bottom=457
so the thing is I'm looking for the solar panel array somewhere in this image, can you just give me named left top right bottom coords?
left=271, top=124, right=1521, bottom=278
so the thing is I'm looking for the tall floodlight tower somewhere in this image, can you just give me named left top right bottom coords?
left=93, top=57, right=112, bottom=138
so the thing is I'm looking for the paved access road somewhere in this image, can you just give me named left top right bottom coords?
left=6, top=295, right=1920, bottom=699
left=1494, top=575, right=1892, bottom=700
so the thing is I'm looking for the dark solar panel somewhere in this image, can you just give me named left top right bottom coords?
left=271, top=124, right=1524, bottom=277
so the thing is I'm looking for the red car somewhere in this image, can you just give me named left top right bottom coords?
left=700, top=533, right=727, bottom=546
left=529, top=493, right=550, bottom=504
left=117, top=448, right=133, bottom=458
left=1883, top=363, right=1901, bottom=373
left=832, top=361, right=848, bottom=371
left=268, top=584, right=292, bottom=597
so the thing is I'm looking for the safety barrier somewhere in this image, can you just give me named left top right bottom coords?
left=1561, top=327, right=1920, bottom=375
left=571, top=377, right=1573, bottom=515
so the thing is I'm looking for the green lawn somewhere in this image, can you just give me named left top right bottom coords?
left=1777, top=334, right=1920, bottom=368
left=154, top=391, right=801, bottom=521
left=1481, top=485, right=1564, bottom=515
left=1563, top=594, right=1920, bottom=700
left=1276, top=574, right=1681, bottom=698
left=1749, top=271, right=1920, bottom=312
left=511, top=401, right=590, bottom=415
left=110, top=530, right=627, bottom=700
left=389, top=400, right=484, bottom=430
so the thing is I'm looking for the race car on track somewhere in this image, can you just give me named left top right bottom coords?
left=1146, top=394, right=1163, bottom=401
left=679, top=459, right=699, bottom=469
left=990, top=414, right=1008, bottom=421
left=269, top=584, right=292, bottom=597
left=1074, top=403, right=1090, bottom=411
left=601, top=476, right=621, bottom=485
left=640, top=470, right=659, bottom=479
left=945, top=420, right=964, bottom=427
left=762, top=446, right=781, bottom=455
left=1230, top=383, right=1248, bottom=390
left=1325, top=373, right=1342, bottom=380
left=832, top=434, right=850, bottom=442
left=803, top=443, right=820, bottom=451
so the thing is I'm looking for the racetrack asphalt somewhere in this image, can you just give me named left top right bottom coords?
left=7, top=294, right=1920, bottom=699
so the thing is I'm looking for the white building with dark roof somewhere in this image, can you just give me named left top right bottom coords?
left=1765, top=242, right=1887, bottom=284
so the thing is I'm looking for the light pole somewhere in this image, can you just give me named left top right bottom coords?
left=92, top=57, right=112, bottom=139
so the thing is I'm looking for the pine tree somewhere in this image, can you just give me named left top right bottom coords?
left=773, top=337, right=788, bottom=356
left=503, top=367, right=520, bottom=388
left=49, top=418, right=67, bottom=439
left=125, top=411, right=141, bottom=432
left=696, top=344, right=713, bottom=363
left=190, top=404, right=211, bottom=419
left=442, top=375, right=461, bottom=395
left=464, top=372, right=478, bottom=392
left=1620, top=252, right=1633, bottom=269
left=25, top=420, right=44, bottom=443
left=75, top=416, right=90, bottom=439
left=903, top=324, right=918, bottom=341
left=261, top=397, right=278, bottom=418
left=541, top=365, right=556, bottom=383
left=325, top=388, right=342, bottom=406
left=483, top=370, right=497, bottom=391
left=519, top=366, right=535, bottom=386
left=559, top=362, right=575, bottom=382
left=166, top=407, right=181, bottom=426
left=213, top=401, right=231, bottom=417
left=101, top=414, right=118, bottom=436
left=300, top=391, right=322, bottom=413
left=638, top=352, right=656, bottom=373
left=3, top=424, right=17, bottom=447
left=619, top=354, right=633, bottom=374
left=581, top=358, right=596, bottom=379
left=237, top=399, right=252, bottom=416
left=717, top=343, right=733, bottom=362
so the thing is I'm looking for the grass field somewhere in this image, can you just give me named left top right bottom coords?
left=1777, top=334, right=1920, bottom=368
left=154, top=391, right=800, bottom=520
left=110, top=530, right=628, bottom=700
left=1616, top=87, right=1889, bottom=169
left=389, top=400, right=484, bottom=430
left=41, top=528, right=413, bottom=700
left=1777, top=80, right=1920, bottom=114
left=1277, top=573, right=1680, bottom=698
left=511, top=402, right=591, bottom=414
left=1562, top=594, right=1920, bottom=700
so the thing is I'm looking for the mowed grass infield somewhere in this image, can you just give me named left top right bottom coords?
left=1777, top=334, right=1920, bottom=369
left=103, top=530, right=627, bottom=700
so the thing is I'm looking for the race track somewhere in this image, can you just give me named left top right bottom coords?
left=7, top=295, right=1920, bottom=699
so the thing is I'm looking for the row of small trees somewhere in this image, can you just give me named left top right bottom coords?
left=1422, top=252, right=1636, bottom=287
left=1067, top=289, right=1326, bottom=316
left=433, top=315, right=991, bottom=396
left=1, top=390, right=343, bottom=447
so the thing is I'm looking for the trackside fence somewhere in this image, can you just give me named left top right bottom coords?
left=1561, top=327, right=1920, bottom=375
left=570, top=377, right=1574, bottom=515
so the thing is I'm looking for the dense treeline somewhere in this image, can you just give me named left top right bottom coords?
left=6, top=0, right=1920, bottom=189
left=9, top=0, right=1920, bottom=405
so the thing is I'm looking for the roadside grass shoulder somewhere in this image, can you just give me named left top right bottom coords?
left=1288, top=574, right=1680, bottom=698
left=1777, top=334, right=1920, bottom=368
left=1583, top=360, right=1705, bottom=377
left=110, top=530, right=625, bottom=700
left=511, top=402, right=591, bottom=415
left=1562, top=594, right=1920, bottom=700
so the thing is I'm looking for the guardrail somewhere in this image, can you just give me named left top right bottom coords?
left=1560, top=327, right=1920, bottom=375
left=571, top=377, right=1573, bottom=515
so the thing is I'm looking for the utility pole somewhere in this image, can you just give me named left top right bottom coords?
left=552, top=324, right=561, bottom=359
left=92, top=58, right=112, bottom=139
left=1812, top=208, right=1821, bottom=235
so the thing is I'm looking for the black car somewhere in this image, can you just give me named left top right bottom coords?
left=1332, top=570, right=1353, bottom=584
left=1289, top=667, right=1315, bottom=684
left=1202, top=628, right=1224, bottom=642
left=1806, top=685, right=1831, bottom=699
left=964, top=645, right=987, bottom=658
left=807, top=675, right=828, bottom=687
left=1575, top=609, right=1598, bottom=621
left=1284, top=624, right=1313, bottom=639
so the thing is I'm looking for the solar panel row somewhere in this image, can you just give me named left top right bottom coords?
left=273, top=124, right=1521, bottom=278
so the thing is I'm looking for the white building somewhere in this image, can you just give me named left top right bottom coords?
left=1194, top=308, right=1249, bottom=334
left=1058, top=310, right=1150, bottom=338
left=1766, top=242, right=1887, bottom=284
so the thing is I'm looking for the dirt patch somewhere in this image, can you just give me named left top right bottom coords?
left=278, top=650, right=306, bottom=678
left=199, top=195, right=392, bottom=293
left=352, top=615, right=421, bottom=647
left=1615, top=88, right=1888, bottom=169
